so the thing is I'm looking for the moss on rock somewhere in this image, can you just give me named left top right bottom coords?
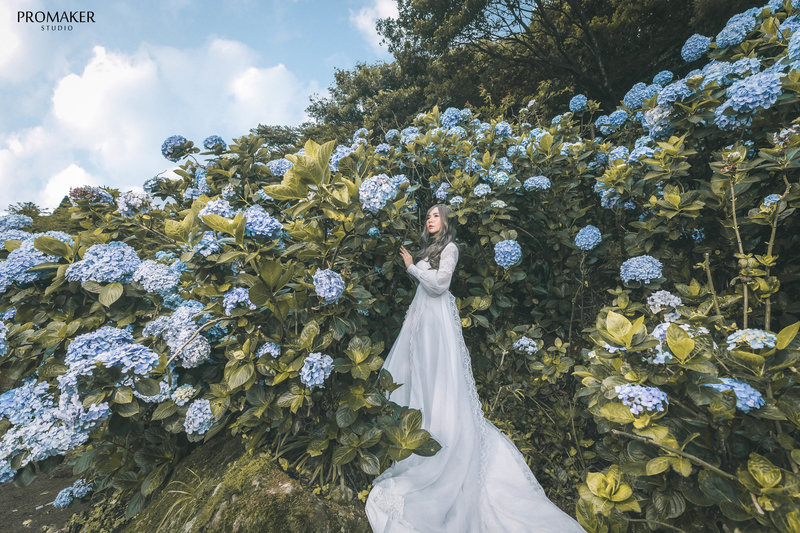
left=69, top=436, right=370, bottom=533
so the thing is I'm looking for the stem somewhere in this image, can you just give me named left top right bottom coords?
left=165, top=317, right=228, bottom=366
left=729, top=180, right=748, bottom=328
left=131, top=220, right=176, bottom=243
left=764, top=214, right=778, bottom=332
left=703, top=253, right=722, bottom=318
left=611, top=429, right=737, bottom=482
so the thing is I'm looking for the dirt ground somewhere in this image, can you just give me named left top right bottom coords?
left=0, top=465, right=89, bottom=533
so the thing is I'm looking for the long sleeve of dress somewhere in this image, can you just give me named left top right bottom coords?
left=406, top=243, right=458, bottom=296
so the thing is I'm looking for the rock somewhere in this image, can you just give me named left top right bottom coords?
left=67, top=436, right=370, bottom=532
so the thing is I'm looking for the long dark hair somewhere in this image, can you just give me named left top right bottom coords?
left=415, top=204, right=457, bottom=269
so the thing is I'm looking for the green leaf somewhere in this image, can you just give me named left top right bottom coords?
left=135, top=378, right=162, bottom=397
left=202, top=213, right=233, bottom=234
left=227, top=363, right=255, bottom=390
left=38, top=363, right=68, bottom=379
left=33, top=236, right=71, bottom=258
left=98, top=282, right=124, bottom=307
left=141, top=465, right=167, bottom=497
left=299, top=320, right=320, bottom=350
left=165, top=220, right=184, bottom=239
left=646, top=456, right=671, bottom=475
left=113, top=387, right=133, bottom=404
left=151, top=401, right=178, bottom=421
left=358, top=451, right=380, bottom=475
left=776, top=321, right=800, bottom=350
left=747, top=453, right=782, bottom=489
left=698, top=470, right=737, bottom=504
left=259, top=260, right=283, bottom=289
left=332, top=444, right=357, bottom=466
left=599, top=402, right=635, bottom=424
left=666, top=324, right=695, bottom=363
left=336, top=405, right=357, bottom=428
left=605, top=311, right=631, bottom=343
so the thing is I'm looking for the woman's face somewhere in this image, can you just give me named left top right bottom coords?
left=426, top=207, right=442, bottom=234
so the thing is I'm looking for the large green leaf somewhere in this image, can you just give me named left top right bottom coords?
left=98, top=282, right=124, bottom=307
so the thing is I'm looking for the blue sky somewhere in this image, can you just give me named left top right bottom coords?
left=0, top=0, right=396, bottom=213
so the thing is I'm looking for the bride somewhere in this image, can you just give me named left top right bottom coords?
left=365, top=203, right=586, bottom=532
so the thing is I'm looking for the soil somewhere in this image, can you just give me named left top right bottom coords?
left=0, top=464, right=88, bottom=533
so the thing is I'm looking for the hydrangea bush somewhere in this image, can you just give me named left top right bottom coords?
left=2, top=3, right=800, bottom=529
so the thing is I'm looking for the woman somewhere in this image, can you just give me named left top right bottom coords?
left=365, top=204, right=586, bottom=532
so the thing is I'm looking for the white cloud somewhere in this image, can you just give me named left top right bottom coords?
left=0, top=37, right=319, bottom=211
left=350, top=0, right=398, bottom=53
left=39, top=164, right=99, bottom=208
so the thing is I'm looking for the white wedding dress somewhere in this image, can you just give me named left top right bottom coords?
left=365, top=242, right=586, bottom=532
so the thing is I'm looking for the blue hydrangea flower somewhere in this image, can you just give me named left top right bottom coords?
left=0, top=215, right=33, bottom=232
left=0, top=231, right=71, bottom=293
left=243, top=204, right=282, bottom=239
left=789, top=30, right=800, bottom=59
left=257, top=341, right=281, bottom=359
left=575, top=225, right=602, bottom=250
left=68, top=186, right=114, bottom=205
left=223, top=287, right=257, bottom=315
left=132, top=260, right=180, bottom=295
left=447, top=125, right=467, bottom=138
left=494, top=121, right=512, bottom=138
left=199, top=198, right=235, bottom=219
left=142, top=302, right=212, bottom=368
left=329, top=144, right=355, bottom=172
left=569, top=94, right=588, bottom=113
left=620, top=255, right=663, bottom=284
left=313, top=268, right=345, bottom=304
left=490, top=200, right=507, bottom=209
left=449, top=195, right=464, bottom=207
left=375, top=143, right=391, bottom=155
left=726, top=329, right=778, bottom=351
left=171, top=384, right=196, bottom=406
left=714, top=100, right=752, bottom=131
left=267, top=158, right=293, bottom=176
left=400, top=126, right=419, bottom=144
left=473, top=183, right=492, bottom=197
left=352, top=128, right=369, bottom=143
left=716, top=10, right=759, bottom=48
left=359, top=174, right=401, bottom=213
left=488, top=171, right=509, bottom=186
left=647, top=290, right=682, bottom=315
left=653, top=70, right=674, bottom=85
left=1, top=307, right=16, bottom=321
left=116, top=189, right=151, bottom=217
left=299, top=352, right=334, bottom=389
left=609, top=146, right=630, bottom=161
left=623, top=82, right=650, bottom=109
left=682, top=34, right=711, bottom=62
left=732, top=57, right=761, bottom=77
left=0, top=320, right=7, bottom=357
left=385, top=129, right=400, bottom=143
left=657, top=80, right=693, bottom=106
left=704, top=378, right=765, bottom=412
left=726, top=71, right=783, bottom=113
left=614, top=384, right=668, bottom=415
left=513, top=336, right=538, bottom=355
left=701, top=61, right=735, bottom=88
left=434, top=183, right=450, bottom=200
left=192, top=231, right=224, bottom=257
left=367, top=226, right=380, bottom=238
left=65, top=241, right=141, bottom=284
left=53, top=479, right=92, bottom=508
left=608, top=110, right=628, bottom=127
left=440, top=107, right=462, bottom=128
left=203, top=135, right=226, bottom=151
left=494, top=240, right=522, bottom=268
left=161, top=135, right=190, bottom=162
left=184, top=398, right=215, bottom=435
left=595, top=115, right=612, bottom=136
left=523, top=176, right=551, bottom=191
left=763, top=193, right=781, bottom=207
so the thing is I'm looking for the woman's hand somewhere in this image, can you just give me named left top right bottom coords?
left=399, top=245, right=413, bottom=268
